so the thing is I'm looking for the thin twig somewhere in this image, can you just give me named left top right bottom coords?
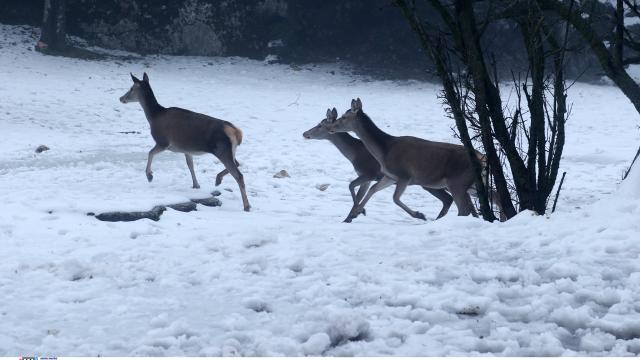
left=287, top=93, right=301, bottom=107
left=623, top=146, right=640, bottom=180
left=552, top=171, right=567, bottom=213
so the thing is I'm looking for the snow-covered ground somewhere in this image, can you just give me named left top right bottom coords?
left=1, top=24, right=640, bottom=356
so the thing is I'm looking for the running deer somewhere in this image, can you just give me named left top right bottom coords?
left=303, top=108, right=454, bottom=222
left=119, top=73, right=251, bottom=211
left=324, top=98, right=485, bottom=222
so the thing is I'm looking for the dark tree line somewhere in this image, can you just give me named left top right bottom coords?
left=37, top=0, right=67, bottom=53
left=1, top=0, right=615, bottom=80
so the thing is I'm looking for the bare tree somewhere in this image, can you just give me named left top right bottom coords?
left=37, top=0, right=67, bottom=53
left=538, top=0, right=640, bottom=175
left=395, top=0, right=570, bottom=220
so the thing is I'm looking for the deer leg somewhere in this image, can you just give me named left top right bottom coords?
left=145, top=145, right=166, bottom=182
left=348, top=178, right=359, bottom=205
left=489, top=188, right=507, bottom=222
left=424, top=187, right=453, bottom=219
left=217, top=151, right=250, bottom=212
left=393, top=179, right=426, bottom=220
left=185, top=154, right=200, bottom=189
left=469, top=185, right=504, bottom=220
left=469, top=194, right=479, bottom=217
left=344, top=176, right=394, bottom=223
left=451, top=187, right=475, bottom=216
left=215, top=160, right=240, bottom=186
left=348, top=175, right=371, bottom=217
left=354, top=180, right=371, bottom=216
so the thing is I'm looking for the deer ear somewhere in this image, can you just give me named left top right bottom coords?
left=331, top=107, right=338, bottom=118
left=326, top=108, right=332, bottom=118
left=130, top=73, right=140, bottom=83
left=143, top=72, right=149, bottom=83
left=356, top=98, right=362, bottom=110
left=351, top=99, right=358, bottom=111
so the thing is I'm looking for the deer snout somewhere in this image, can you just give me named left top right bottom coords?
left=119, top=96, right=127, bottom=104
left=303, top=132, right=311, bottom=139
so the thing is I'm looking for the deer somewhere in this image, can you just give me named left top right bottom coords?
left=119, top=72, right=251, bottom=212
left=324, top=98, right=489, bottom=223
left=303, top=108, right=454, bottom=222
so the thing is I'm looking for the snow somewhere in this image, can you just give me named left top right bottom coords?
left=1, top=24, right=640, bottom=356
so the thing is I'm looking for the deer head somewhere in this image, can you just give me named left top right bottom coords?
left=326, top=98, right=363, bottom=134
left=303, top=108, right=339, bottom=139
left=120, top=72, right=150, bottom=104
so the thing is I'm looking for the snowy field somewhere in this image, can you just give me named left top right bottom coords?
left=1, top=24, right=640, bottom=356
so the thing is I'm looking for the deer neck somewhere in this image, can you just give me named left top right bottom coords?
left=327, top=132, right=361, bottom=162
left=351, top=112, right=392, bottom=163
left=139, top=87, right=164, bottom=122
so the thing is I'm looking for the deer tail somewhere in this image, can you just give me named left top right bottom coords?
left=476, top=152, right=488, bottom=186
left=223, top=124, right=243, bottom=146
left=234, top=127, right=243, bottom=146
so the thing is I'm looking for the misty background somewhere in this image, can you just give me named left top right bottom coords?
left=0, top=0, right=615, bottom=80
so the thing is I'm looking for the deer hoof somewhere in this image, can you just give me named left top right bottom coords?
left=215, top=177, right=223, bottom=186
left=361, top=208, right=367, bottom=216
left=193, top=184, right=200, bottom=189
left=414, top=211, right=426, bottom=221
left=343, top=212, right=357, bottom=223
left=146, top=172, right=153, bottom=182
left=244, top=205, right=251, bottom=212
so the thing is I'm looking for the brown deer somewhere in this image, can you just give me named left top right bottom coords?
left=324, top=98, right=486, bottom=222
left=119, top=73, right=251, bottom=211
left=303, top=108, right=454, bottom=222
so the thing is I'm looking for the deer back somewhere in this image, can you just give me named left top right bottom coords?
left=385, top=136, right=475, bottom=186
left=150, top=107, right=239, bottom=154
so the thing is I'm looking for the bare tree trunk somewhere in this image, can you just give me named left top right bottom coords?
left=538, top=0, right=640, bottom=115
left=395, top=0, right=570, bottom=219
left=520, top=3, right=552, bottom=214
left=541, top=20, right=569, bottom=211
left=37, top=0, right=67, bottom=52
left=614, top=0, right=624, bottom=65
left=394, top=0, right=499, bottom=222
left=454, top=0, right=524, bottom=216
left=539, top=0, right=640, bottom=187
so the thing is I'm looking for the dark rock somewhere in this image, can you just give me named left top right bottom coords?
left=211, top=190, right=221, bottom=197
left=95, top=205, right=166, bottom=222
left=167, top=201, right=197, bottom=212
left=192, top=197, right=222, bottom=207
left=93, top=196, right=223, bottom=222
left=273, top=169, right=290, bottom=178
left=35, top=145, right=50, bottom=153
left=455, top=306, right=482, bottom=317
